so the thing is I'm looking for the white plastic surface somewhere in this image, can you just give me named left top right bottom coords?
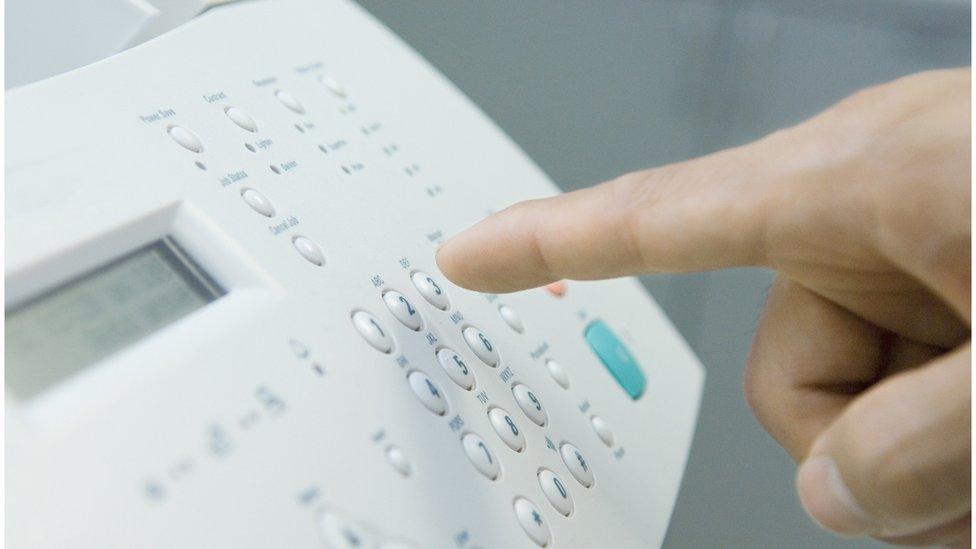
left=5, top=1, right=704, bottom=547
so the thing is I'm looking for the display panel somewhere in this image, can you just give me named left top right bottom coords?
left=5, top=237, right=224, bottom=398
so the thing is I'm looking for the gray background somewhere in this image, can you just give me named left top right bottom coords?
left=355, top=1, right=970, bottom=547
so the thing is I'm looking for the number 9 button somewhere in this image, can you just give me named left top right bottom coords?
left=488, top=407, right=525, bottom=452
left=436, top=347, right=475, bottom=390
left=512, top=384, right=547, bottom=426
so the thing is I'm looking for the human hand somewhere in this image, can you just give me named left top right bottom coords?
left=436, top=68, right=971, bottom=546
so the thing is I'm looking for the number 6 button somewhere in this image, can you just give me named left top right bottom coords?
left=436, top=348, right=475, bottom=390
left=411, top=271, right=450, bottom=310
left=462, top=326, right=499, bottom=367
left=383, top=290, right=423, bottom=331
left=488, top=407, right=525, bottom=452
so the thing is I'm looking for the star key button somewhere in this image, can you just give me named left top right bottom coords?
left=514, top=497, right=551, bottom=547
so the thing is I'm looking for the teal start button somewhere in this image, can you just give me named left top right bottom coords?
left=584, top=320, right=646, bottom=399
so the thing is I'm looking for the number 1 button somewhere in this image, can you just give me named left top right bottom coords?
left=351, top=310, right=393, bottom=353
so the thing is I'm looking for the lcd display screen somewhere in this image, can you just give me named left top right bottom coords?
left=5, top=237, right=224, bottom=399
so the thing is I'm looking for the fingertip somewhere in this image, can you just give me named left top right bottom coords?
left=797, top=455, right=878, bottom=538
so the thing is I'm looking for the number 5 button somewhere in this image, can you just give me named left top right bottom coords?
left=462, top=326, right=499, bottom=367
left=488, top=407, right=525, bottom=452
left=461, top=433, right=500, bottom=480
left=436, top=348, right=474, bottom=390
left=383, top=290, right=423, bottom=331
left=351, top=310, right=393, bottom=353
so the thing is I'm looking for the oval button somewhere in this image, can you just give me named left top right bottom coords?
left=167, top=125, right=203, bottom=153
left=512, top=384, right=547, bottom=426
left=538, top=469, right=574, bottom=516
left=488, top=407, right=525, bottom=452
left=436, top=347, right=475, bottom=390
left=461, top=433, right=500, bottom=480
left=316, top=508, right=374, bottom=549
left=498, top=304, right=525, bottom=333
left=225, top=106, right=258, bottom=132
left=590, top=415, right=615, bottom=447
left=410, top=271, right=450, bottom=310
left=462, top=326, right=499, bottom=367
left=351, top=310, right=393, bottom=353
left=383, top=290, right=423, bottom=331
left=407, top=371, right=447, bottom=416
left=545, top=359, right=570, bottom=389
left=513, top=498, right=551, bottom=547
left=275, top=89, right=305, bottom=114
left=559, top=442, right=594, bottom=488
left=240, top=188, right=275, bottom=217
left=292, top=236, right=325, bottom=266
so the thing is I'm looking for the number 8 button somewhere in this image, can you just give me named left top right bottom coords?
left=462, top=326, right=499, bottom=367
left=488, top=407, right=525, bottom=452
left=436, top=347, right=475, bottom=390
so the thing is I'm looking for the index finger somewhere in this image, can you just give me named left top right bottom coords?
left=436, top=137, right=784, bottom=293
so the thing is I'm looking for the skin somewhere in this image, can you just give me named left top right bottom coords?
left=436, top=68, right=971, bottom=547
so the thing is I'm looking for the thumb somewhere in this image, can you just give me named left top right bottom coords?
left=796, top=344, right=971, bottom=542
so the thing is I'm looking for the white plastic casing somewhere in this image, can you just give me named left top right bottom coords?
left=5, top=1, right=704, bottom=547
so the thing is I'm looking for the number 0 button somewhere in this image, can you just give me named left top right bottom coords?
left=461, top=433, right=500, bottom=480
left=538, top=469, right=574, bottom=516
left=462, top=326, right=499, bottom=367
left=488, top=407, right=525, bottom=452
left=407, top=371, right=447, bottom=416
left=383, top=291, right=423, bottom=331
left=351, top=310, right=393, bottom=353
left=436, top=348, right=475, bottom=390
left=411, top=271, right=450, bottom=310
left=512, top=384, right=547, bottom=426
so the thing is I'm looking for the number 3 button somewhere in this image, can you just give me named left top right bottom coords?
left=462, top=326, right=499, bottom=367
left=436, top=347, right=475, bottom=390
left=411, top=271, right=450, bottom=310
left=488, top=407, right=525, bottom=452
left=383, top=290, right=422, bottom=331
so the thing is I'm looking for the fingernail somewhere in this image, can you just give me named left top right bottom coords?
left=797, top=455, right=877, bottom=537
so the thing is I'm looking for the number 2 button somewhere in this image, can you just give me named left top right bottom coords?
left=383, top=290, right=423, bottom=331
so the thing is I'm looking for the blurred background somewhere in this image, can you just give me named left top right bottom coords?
left=353, top=1, right=970, bottom=547
left=5, top=0, right=970, bottom=546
